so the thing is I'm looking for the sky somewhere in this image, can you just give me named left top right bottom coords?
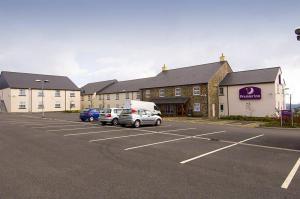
left=0, top=0, right=299, bottom=103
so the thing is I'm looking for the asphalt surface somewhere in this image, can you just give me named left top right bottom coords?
left=0, top=112, right=299, bottom=199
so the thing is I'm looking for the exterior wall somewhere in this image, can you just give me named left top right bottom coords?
left=208, top=61, right=232, bottom=118
left=141, top=84, right=209, bottom=116
left=274, top=70, right=286, bottom=111
left=9, top=88, right=80, bottom=113
left=0, top=88, right=11, bottom=112
left=101, top=91, right=140, bottom=108
left=81, top=91, right=141, bottom=110
left=219, top=83, right=277, bottom=117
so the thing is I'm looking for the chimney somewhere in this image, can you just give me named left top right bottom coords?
left=220, top=53, right=226, bottom=62
left=162, top=64, right=168, bottom=72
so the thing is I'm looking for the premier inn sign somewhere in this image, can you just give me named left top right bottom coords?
left=239, top=87, right=261, bottom=100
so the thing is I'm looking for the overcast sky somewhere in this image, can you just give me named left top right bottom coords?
left=0, top=0, right=299, bottom=103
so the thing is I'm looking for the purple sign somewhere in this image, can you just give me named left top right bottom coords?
left=281, top=110, right=292, bottom=117
left=239, top=87, right=261, bottom=100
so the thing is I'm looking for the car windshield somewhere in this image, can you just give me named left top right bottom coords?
left=81, top=109, right=90, bottom=113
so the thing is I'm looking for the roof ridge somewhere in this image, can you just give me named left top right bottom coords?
left=158, top=61, right=223, bottom=73
left=85, top=79, right=117, bottom=85
left=1, top=70, right=68, bottom=78
left=232, top=67, right=280, bottom=73
left=116, top=76, right=155, bottom=83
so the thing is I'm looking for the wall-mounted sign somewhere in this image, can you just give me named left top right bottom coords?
left=239, top=87, right=261, bottom=100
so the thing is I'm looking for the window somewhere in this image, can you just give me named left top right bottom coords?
left=88, top=95, right=91, bottom=101
left=136, top=92, right=140, bottom=99
left=19, top=89, right=26, bottom=96
left=220, top=104, right=224, bottom=112
left=19, top=101, right=26, bottom=109
left=126, top=92, right=130, bottom=99
left=38, top=101, right=44, bottom=109
left=38, top=90, right=44, bottom=97
left=98, top=95, right=102, bottom=100
left=81, top=96, right=84, bottom=101
left=70, top=101, right=75, bottom=109
left=55, top=90, right=61, bottom=97
left=107, top=94, right=110, bottom=100
left=116, top=93, right=119, bottom=100
left=219, top=87, right=224, bottom=96
left=55, top=101, right=61, bottom=108
left=194, top=103, right=201, bottom=112
left=70, top=92, right=75, bottom=97
left=159, top=89, right=165, bottom=97
left=116, top=104, right=119, bottom=108
left=145, top=90, right=151, bottom=98
left=175, top=88, right=181, bottom=96
left=193, top=86, right=200, bottom=96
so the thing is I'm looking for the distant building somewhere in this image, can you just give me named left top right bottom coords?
left=80, top=80, right=117, bottom=109
left=219, top=67, right=286, bottom=117
left=0, top=71, right=80, bottom=112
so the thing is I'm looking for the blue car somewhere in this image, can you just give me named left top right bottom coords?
left=80, top=108, right=100, bottom=122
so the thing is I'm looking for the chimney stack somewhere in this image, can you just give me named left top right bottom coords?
left=162, top=64, right=168, bottom=72
left=220, top=53, right=226, bottom=62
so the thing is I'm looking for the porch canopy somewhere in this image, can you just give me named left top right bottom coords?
left=152, top=96, right=189, bottom=104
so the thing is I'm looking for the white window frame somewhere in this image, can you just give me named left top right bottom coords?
left=136, top=92, right=140, bottom=99
left=55, top=90, right=61, bottom=97
left=55, top=101, right=61, bottom=108
left=175, top=87, right=181, bottom=96
left=159, top=89, right=165, bottom=98
left=145, top=90, right=151, bottom=98
left=38, top=90, right=44, bottom=97
left=219, top=87, right=224, bottom=96
left=220, top=103, right=224, bottom=112
left=38, top=101, right=44, bottom=109
left=19, top=101, right=26, bottom=109
left=70, top=92, right=75, bottom=97
left=125, top=92, right=130, bottom=99
left=88, top=95, right=91, bottom=101
left=81, top=96, right=84, bottom=101
left=19, top=89, right=26, bottom=96
left=70, top=101, right=75, bottom=109
left=107, top=94, right=110, bottom=100
left=193, top=86, right=200, bottom=96
left=194, top=103, right=201, bottom=112
left=116, top=93, right=119, bottom=100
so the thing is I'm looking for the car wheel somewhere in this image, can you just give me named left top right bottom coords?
left=89, top=117, right=94, bottom=122
left=112, top=118, right=119, bottom=126
left=81, top=118, right=86, bottom=122
left=133, top=120, right=141, bottom=128
left=101, top=122, right=106, bottom=125
left=155, top=119, right=162, bottom=126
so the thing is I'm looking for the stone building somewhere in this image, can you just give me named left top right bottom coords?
left=140, top=58, right=232, bottom=118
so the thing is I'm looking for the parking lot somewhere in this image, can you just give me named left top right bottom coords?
left=0, top=112, right=299, bottom=199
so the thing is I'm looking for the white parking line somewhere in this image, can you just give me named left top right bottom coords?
left=33, top=124, right=95, bottom=129
left=89, top=132, right=158, bottom=142
left=64, top=129, right=125, bottom=136
left=124, top=131, right=226, bottom=151
left=281, top=158, right=300, bottom=189
left=47, top=126, right=100, bottom=132
left=180, top=134, right=264, bottom=164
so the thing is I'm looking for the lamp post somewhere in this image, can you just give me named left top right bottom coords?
left=296, top=28, right=300, bottom=41
left=35, top=79, right=49, bottom=118
left=284, top=88, right=293, bottom=126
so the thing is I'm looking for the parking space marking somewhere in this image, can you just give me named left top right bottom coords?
left=124, top=130, right=226, bottom=151
left=47, top=126, right=100, bottom=132
left=89, top=132, right=158, bottom=142
left=180, top=134, right=264, bottom=164
left=32, top=124, right=95, bottom=129
left=281, top=158, right=300, bottom=189
left=64, top=129, right=125, bottom=136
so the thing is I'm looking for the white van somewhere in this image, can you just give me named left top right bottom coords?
left=124, top=100, right=161, bottom=116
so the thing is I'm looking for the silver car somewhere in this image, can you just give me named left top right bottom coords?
left=99, top=108, right=124, bottom=126
left=119, top=109, right=162, bottom=128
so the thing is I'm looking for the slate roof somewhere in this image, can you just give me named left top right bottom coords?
left=81, top=80, right=117, bottom=95
left=0, top=71, right=80, bottom=90
left=99, top=77, right=155, bottom=94
left=220, top=67, right=280, bottom=86
left=139, top=61, right=226, bottom=89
